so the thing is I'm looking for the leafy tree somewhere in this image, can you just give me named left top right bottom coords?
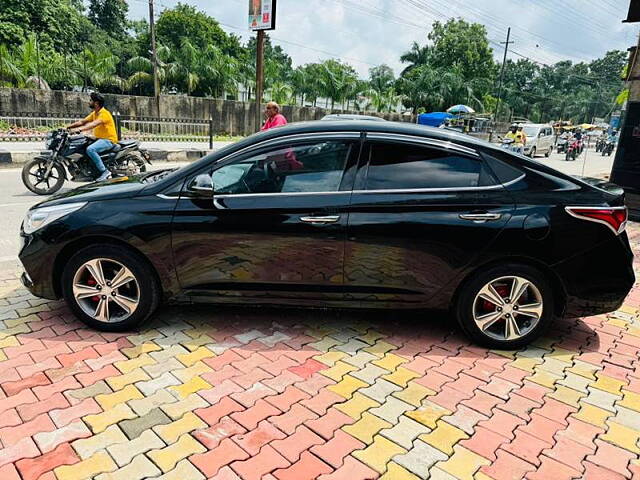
left=88, top=0, right=128, bottom=39
left=427, top=18, right=496, bottom=81
left=369, top=64, right=395, bottom=93
left=399, top=42, right=430, bottom=75
left=154, top=4, right=243, bottom=58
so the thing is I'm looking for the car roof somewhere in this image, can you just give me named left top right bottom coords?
left=321, top=114, right=386, bottom=121
left=253, top=120, right=492, bottom=149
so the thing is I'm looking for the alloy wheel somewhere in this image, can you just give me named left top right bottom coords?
left=72, top=258, right=140, bottom=323
left=472, top=275, right=543, bottom=341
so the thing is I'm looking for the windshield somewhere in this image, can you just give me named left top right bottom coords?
left=523, top=127, right=539, bottom=137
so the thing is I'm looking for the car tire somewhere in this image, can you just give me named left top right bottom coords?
left=61, top=245, right=161, bottom=331
left=454, top=264, right=554, bottom=349
left=545, top=147, right=552, bottom=158
left=529, top=147, right=536, bottom=158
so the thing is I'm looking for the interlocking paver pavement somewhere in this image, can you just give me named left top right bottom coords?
left=1, top=224, right=640, bottom=479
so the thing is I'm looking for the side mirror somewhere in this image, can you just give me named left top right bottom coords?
left=188, top=173, right=213, bottom=195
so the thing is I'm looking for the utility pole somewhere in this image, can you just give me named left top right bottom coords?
left=255, top=30, right=265, bottom=131
left=494, top=27, right=514, bottom=129
left=149, top=0, right=161, bottom=117
left=36, top=33, right=41, bottom=89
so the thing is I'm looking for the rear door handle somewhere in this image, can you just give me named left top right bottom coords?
left=300, top=215, right=341, bottom=224
left=459, top=213, right=502, bottom=222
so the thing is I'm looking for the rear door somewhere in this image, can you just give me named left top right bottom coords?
left=344, top=134, right=515, bottom=306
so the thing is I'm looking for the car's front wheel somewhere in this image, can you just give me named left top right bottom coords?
left=454, top=264, right=554, bottom=349
left=62, top=245, right=161, bottom=331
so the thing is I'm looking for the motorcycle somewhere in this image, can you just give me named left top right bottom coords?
left=595, top=138, right=607, bottom=152
left=500, top=137, right=521, bottom=153
left=565, top=138, right=582, bottom=161
left=601, top=141, right=615, bottom=156
left=556, top=138, right=568, bottom=154
left=22, top=129, right=151, bottom=195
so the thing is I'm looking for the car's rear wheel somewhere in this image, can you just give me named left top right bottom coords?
left=545, top=147, right=552, bottom=158
left=454, top=264, right=554, bottom=349
left=529, top=147, right=536, bottom=158
left=62, top=245, right=160, bottom=331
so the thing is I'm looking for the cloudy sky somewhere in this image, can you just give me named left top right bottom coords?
left=127, top=0, right=637, bottom=77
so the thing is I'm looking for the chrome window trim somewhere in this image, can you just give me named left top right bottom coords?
left=364, top=132, right=480, bottom=156
left=214, top=191, right=353, bottom=199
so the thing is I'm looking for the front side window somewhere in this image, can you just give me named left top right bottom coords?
left=365, top=142, right=490, bottom=190
left=211, top=141, right=352, bottom=195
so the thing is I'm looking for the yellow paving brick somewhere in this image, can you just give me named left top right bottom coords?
left=0, top=336, right=19, bottom=349
left=618, top=304, right=638, bottom=315
left=358, top=330, right=385, bottom=346
left=154, top=459, right=206, bottom=480
left=327, top=375, right=368, bottom=399
left=182, top=335, right=214, bottom=352
left=55, top=451, right=117, bottom=480
left=548, top=347, right=577, bottom=364
left=372, top=353, right=408, bottom=371
left=592, top=374, right=626, bottom=395
left=382, top=367, right=420, bottom=388
left=526, top=370, right=561, bottom=389
left=548, top=385, right=585, bottom=408
left=115, top=353, right=156, bottom=374
left=393, top=382, right=435, bottom=406
left=438, top=445, right=490, bottom=480
left=176, top=346, right=215, bottom=367
left=406, top=402, right=451, bottom=429
left=106, top=371, right=150, bottom=394
left=148, top=434, right=206, bottom=472
left=0, top=350, right=7, bottom=362
left=172, top=362, right=212, bottom=383
left=530, top=337, right=556, bottom=351
left=353, top=434, right=407, bottom=474
left=335, top=393, right=380, bottom=420
left=510, top=356, right=542, bottom=373
left=608, top=318, right=628, bottom=328
left=489, top=349, right=516, bottom=359
left=315, top=352, right=349, bottom=368
left=343, top=412, right=392, bottom=444
left=572, top=403, right=613, bottom=428
left=161, top=394, right=209, bottom=420
left=95, top=454, right=160, bottom=480
left=419, top=420, right=469, bottom=455
left=84, top=403, right=137, bottom=433
left=600, top=422, right=640, bottom=454
left=154, top=412, right=207, bottom=444
left=363, top=341, right=397, bottom=357
left=168, top=376, right=211, bottom=399
left=96, top=384, right=144, bottom=410
left=121, top=342, right=162, bottom=359
left=0, top=324, right=31, bottom=338
left=380, top=462, right=420, bottom=480
left=618, top=390, right=640, bottom=413
left=566, top=362, right=600, bottom=380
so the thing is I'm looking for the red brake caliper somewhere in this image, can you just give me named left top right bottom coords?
left=482, top=285, right=509, bottom=312
left=87, top=277, right=99, bottom=302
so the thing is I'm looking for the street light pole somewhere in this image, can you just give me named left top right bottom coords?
left=148, top=0, right=161, bottom=117
left=255, top=30, right=265, bottom=132
left=494, top=27, right=513, bottom=128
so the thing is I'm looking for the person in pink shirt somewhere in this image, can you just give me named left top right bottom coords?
left=261, top=101, right=288, bottom=130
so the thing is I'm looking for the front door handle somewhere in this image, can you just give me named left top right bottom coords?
left=459, top=213, right=502, bottom=222
left=300, top=215, right=341, bottom=224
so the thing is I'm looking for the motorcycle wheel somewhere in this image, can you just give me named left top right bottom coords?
left=565, top=152, right=571, bottom=161
left=22, top=157, right=65, bottom=195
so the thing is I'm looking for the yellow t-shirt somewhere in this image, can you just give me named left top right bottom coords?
left=505, top=131, right=524, bottom=146
left=84, top=108, right=118, bottom=143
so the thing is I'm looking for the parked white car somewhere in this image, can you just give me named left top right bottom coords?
left=522, top=124, right=555, bottom=158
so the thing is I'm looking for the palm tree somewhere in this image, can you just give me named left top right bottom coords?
left=400, top=42, right=430, bottom=75
left=74, top=48, right=124, bottom=92
left=0, top=44, right=24, bottom=87
left=269, top=81, right=293, bottom=105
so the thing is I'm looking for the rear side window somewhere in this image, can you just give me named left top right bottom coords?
left=482, top=151, right=524, bottom=184
left=365, top=142, right=492, bottom=190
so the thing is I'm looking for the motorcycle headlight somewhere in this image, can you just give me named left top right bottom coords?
left=22, top=202, right=87, bottom=235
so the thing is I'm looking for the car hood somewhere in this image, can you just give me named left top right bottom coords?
left=34, top=173, right=154, bottom=208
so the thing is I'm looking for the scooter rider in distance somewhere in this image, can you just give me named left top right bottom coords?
left=67, top=92, right=117, bottom=181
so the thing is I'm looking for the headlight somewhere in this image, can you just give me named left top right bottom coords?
left=23, top=202, right=87, bottom=235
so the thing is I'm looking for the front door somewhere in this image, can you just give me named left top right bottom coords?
left=171, top=135, right=361, bottom=304
left=344, top=136, right=513, bottom=306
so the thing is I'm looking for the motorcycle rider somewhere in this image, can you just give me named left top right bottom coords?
left=67, top=92, right=118, bottom=181
left=505, top=124, right=525, bottom=154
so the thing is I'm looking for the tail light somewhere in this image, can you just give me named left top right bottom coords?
left=565, top=206, right=628, bottom=235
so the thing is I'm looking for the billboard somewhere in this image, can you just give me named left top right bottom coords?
left=249, top=0, right=276, bottom=30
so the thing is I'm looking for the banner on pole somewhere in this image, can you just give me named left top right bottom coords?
left=249, top=0, right=277, bottom=30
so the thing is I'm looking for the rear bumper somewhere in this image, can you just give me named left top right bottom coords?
left=552, top=233, right=635, bottom=317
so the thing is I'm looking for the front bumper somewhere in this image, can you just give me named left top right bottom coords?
left=553, top=233, right=635, bottom=317
left=19, top=231, right=62, bottom=300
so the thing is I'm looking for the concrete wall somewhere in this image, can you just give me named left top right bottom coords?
left=0, top=88, right=415, bottom=136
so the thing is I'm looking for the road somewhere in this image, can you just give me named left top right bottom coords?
left=0, top=147, right=615, bottom=270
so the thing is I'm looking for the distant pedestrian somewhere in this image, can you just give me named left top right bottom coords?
left=261, top=102, right=287, bottom=131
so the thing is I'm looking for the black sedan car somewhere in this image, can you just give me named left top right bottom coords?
left=19, top=121, right=634, bottom=348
